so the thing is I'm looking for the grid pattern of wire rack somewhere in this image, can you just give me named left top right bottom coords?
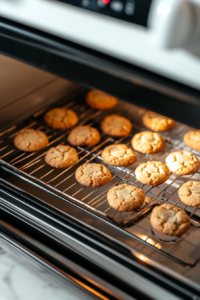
left=0, top=91, right=200, bottom=234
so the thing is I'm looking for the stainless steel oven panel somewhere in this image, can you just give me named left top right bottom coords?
left=0, top=181, right=196, bottom=300
left=0, top=164, right=199, bottom=298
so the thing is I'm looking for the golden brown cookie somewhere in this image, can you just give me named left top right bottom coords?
left=75, top=163, right=111, bottom=187
left=86, top=90, right=117, bottom=110
left=14, top=129, right=48, bottom=152
left=178, top=181, right=200, bottom=207
left=107, top=184, right=145, bottom=212
left=45, top=145, right=79, bottom=168
left=142, top=111, right=175, bottom=131
left=183, top=130, right=200, bottom=151
left=101, top=144, right=136, bottom=166
left=150, top=203, right=190, bottom=236
left=131, top=131, right=165, bottom=154
left=135, top=161, right=169, bottom=186
left=67, top=126, right=100, bottom=146
left=165, top=150, right=200, bottom=175
left=101, top=114, right=132, bottom=137
left=44, top=108, right=78, bottom=130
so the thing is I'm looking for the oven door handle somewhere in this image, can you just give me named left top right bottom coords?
left=148, top=0, right=197, bottom=49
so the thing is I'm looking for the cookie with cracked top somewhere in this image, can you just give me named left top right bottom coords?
left=14, top=128, right=49, bottom=152
left=107, top=184, right=145, bottom=211
left=86, top=90, right=118, bottom=110
left=45, top=145, right=79, bottom=168
left=178, top=181, right=200, bottom=207
left=100, top=114, right=132, bottom=137
left=165, top=150, right=200, bottom=175
left=183, top=130, right=200, bottom=151
left=75, top=163, right=111, bottom=187
left=131, top=131, right=165, bottom=154
left=67, top=126, right=100, bottom=146
left=150, top=203, right=190, bottom=236
left=142, top=111, right=175, bottom=131
left=44, top=107, right=79, bottom=130
left=101, top=144, right=136, bottom=166
left=135, top=161, right=169, bottom=186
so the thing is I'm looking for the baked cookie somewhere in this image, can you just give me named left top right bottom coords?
left=178, top=181, right=200, bottom=207
left=107, top=184, right=145, bottom=212
left=75, top=163, right=111, bottom=187
left=101, top=115, right=132, bottom=137
left=86, top=90, right=117, bottom=110
left=101, top=144, right=136, bottom=166
left=45, top=145, right=79, bottom=168
left=131, top=131, right=165, bottom=154
left=150, top=203, right=190, bottom=236
left=165, top=150, right=200, bottom=175
left=67, top=126, right=100, bottom=146
left=44, top=108, right=78, bottom=130
left=183, top=130, right=200, bottom=151
left=14, top=128, right=48, bottom=152
left=142, top=111, right=175, bottom=131
left=135, top=161, right=169, bottom=186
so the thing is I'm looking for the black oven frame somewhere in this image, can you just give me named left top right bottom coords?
left=1, top=17, right=200, bottom=129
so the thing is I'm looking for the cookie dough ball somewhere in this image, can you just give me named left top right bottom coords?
left=14, top=129, right=48, bottom=152
left=142, top=111, right=175, bottom=131
left=101, top=114, right=132, bottom=137
left=86, top=90, right=117, bottom=110
left=44, top=108, right=79, bottom=130
left=107, top=184, right=145, bottom=212
left=102, top=144, right=136, bottom=166
left=178, top=181, right=200, bottom=207
left=131, top=131, right=165, bottom=154
left=150, top=204, right=190, bottom=236
left=183, top=130, right=200, bottom=151
left=75, top=163, right=111, bottom=187
left=45, top=145, right=78, bottom=168
left=165, top=151, right=200, bottom=175
left=135, top=161, right=169, bottom=186
left=67, top=126, right=100, bottom=146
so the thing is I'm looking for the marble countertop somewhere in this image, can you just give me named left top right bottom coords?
left=0, top=241, right=92, bottom=300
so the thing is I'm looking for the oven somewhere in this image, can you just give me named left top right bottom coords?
left=1, top=1, right=200, bottom=299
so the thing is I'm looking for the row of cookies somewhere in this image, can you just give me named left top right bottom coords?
left=123, top=115, right=198, bottom=238
left=139, top=112, right=199, bottom=238
left=137, top=110, right=200, bottom=237
left=142, top=110, right=200, bottom=152
left=139, top=113, right=196, bottom=237
left=13, top=113, right=132, bottom=153
left=13, top=88, right=200, bottom=151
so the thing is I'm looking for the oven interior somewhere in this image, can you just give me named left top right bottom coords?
left=1, top=54, right=200, bottom=299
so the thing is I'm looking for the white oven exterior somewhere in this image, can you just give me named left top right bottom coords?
left=1, top=0, right=200, bottom=91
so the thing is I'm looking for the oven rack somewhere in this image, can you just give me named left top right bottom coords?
left=0, top=93, right=200, bottom=234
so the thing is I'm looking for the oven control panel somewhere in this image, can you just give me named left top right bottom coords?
left=56, top=0, right=152, bottom=27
